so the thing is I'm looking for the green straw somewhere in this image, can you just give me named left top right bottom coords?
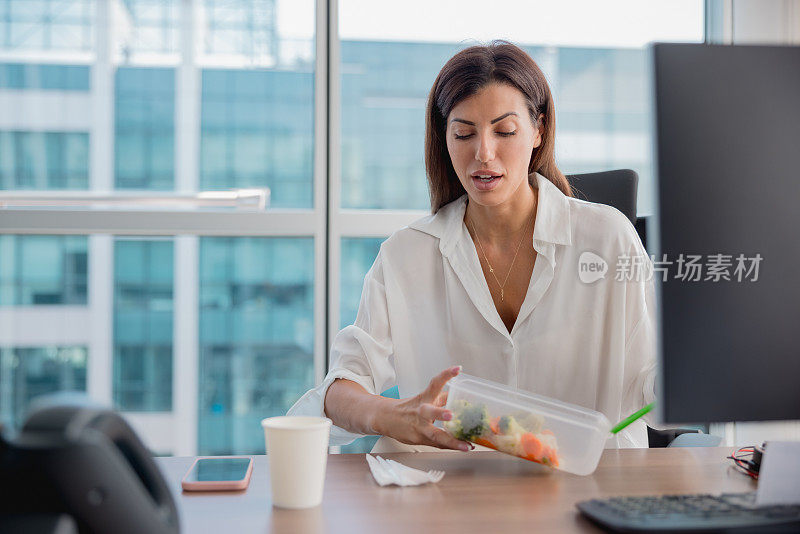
left=610, top=403, right=654, bottom=434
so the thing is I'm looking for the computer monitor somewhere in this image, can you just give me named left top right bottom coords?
left=651, top=43, right=800, bottom=424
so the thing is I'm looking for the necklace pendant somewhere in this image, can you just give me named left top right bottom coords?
left=501, top=288, right=504, bottom=301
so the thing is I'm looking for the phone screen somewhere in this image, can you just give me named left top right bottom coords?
left=185, top=458, right=251, bottom=482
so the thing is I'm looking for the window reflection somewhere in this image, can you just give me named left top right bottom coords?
left=113, top=238, right=174, bottom=411
left=0, top=347, right=87, bottom=428
left=198, top=237, right=315, bottom=454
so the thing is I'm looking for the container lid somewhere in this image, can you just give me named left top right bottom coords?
left=449, top=373, right=612, bottom=432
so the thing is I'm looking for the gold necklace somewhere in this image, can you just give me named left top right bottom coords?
left=468, top=208, right=535, bottom=302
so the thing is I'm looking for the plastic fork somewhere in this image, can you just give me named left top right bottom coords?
left=365, top=453, right=393, bottom=486
left=381, top=456, right=445, bottom=485
left=376, top=455, right=410, bottom=485
left=386, top=459, right=445, bottom=483
left=365, top=454, right=446, bottom=486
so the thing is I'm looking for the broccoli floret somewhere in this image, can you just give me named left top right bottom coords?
left=495, top=414, right=527, bottom=437
left=497, top=415, right=516, bottom=435
left=450, top=400, right=489, bottom=441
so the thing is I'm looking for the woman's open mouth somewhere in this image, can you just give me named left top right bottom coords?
left=471, top=172, right=503, bottom=191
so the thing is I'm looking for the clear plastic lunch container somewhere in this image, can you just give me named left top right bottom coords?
left=442, top=373, right=611, bottom=476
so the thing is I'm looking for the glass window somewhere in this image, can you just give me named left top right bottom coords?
left=198, top=237, right=315, bottom=455
left=340, top=41, right=460, bottom=210
left=0, top=235, right=88, bottom=306
left=0, top=0, right=710, bottom=455
left=17, top=131, right=47, bottom=189
left=201, top=0, right=278, bottom=63
left=0, top=132, right=13, bottom=188
left=338, top=0, right=704, bottom=215
left=0, top=346, right=88, bottom=429
left=0, top=63, right=90, bottom=90
left=339, top=237, right=383, bottom=329
left=0, top=131, right=89, bottom=190
left=114, top=0, right=179, bottom=58
left=62, top=133, right=90, bottom=188
left=199, top=69, right=314, bottom=207
left=1, top=0, right=320, bottom=457
left=0, top=0, right=94, bottom=52
left=113, top=238, right=174, bottom=412
left=115, top=67, right=175, bottom=190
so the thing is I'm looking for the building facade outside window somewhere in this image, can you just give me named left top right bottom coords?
left=0, top=0, right=704, bottom=455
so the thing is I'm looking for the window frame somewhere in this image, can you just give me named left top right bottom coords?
left=0, top=0, right=720, bottom=455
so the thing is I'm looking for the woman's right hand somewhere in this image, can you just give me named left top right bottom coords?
left=371, top=366, right=474, bottom=451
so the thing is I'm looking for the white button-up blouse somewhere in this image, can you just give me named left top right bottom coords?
left=288, top=173, right=657, bottom=449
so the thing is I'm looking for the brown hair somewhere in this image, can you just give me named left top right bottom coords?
left=425, top=40, right=572, bottom=213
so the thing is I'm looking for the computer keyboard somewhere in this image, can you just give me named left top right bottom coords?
left=577, top=492, right=800, bottom=532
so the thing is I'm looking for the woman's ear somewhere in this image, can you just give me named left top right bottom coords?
left=532, top=113, right=544, bottom=148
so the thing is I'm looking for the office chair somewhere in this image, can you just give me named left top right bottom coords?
left=567, top=168, right=648, bottom=249
left=566, top=169, right=715, bottom=448
left=567, top=169, right=639, bottom=226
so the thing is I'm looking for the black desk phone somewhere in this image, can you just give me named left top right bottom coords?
left=0, top=400, right=179, bottom=534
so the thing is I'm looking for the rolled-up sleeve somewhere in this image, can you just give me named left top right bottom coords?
left=287, top=250, right=396, bottom=446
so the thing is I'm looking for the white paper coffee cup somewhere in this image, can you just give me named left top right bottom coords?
left=261, top=416, right=332, bottom=509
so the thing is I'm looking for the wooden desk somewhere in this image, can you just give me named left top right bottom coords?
left=157, top=448, right=755, bottom=533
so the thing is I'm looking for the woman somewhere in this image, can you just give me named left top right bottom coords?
left=289, top=41, right=656, bottom=452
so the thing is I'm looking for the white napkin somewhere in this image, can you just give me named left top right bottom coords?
left=365, top=454, right=445, bottom=486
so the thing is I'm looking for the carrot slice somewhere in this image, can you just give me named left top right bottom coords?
left=520, top=432, right=543, bottom=459
left=489, top=417, right=500, bottom=434
left=473, top=437, right=497, bottom=450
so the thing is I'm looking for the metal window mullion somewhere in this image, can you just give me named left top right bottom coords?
left=173, top=235, right=198, bottom=456
left=176, top=0, right=200, bottom=194
left=85, top=0, right=114, bottom=411
left=87, top=234, right=113, bottom=406
left=326, top=0, right=342, bottom=365
left=0, top=210, right=318, bottom=236
left=91, top=0, right=114, bottom=191
left=705, top=0, right=734, bottom=44
left=313, top=0, right=332, bottom=386
left=171, top=0, right=200, bottom=457
left=337, top=210, right=428, bottom=237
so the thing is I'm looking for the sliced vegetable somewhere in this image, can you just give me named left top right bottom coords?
left=489, top=416, right=500, bottom=435
left=520, top=432, right=543, bottom=459
left=445, top=399, right=559, bottom=467
left=473, top=437, right=496, bottom=450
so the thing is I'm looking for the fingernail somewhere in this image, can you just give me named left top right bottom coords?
left=452, top=365, right=462, bottom=374
left=459, top=443, right=470, bottom=452
left=442, top=411, right=452, bottom=421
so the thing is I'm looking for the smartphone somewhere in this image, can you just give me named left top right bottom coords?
left=181, top=456, right=254, bottom=491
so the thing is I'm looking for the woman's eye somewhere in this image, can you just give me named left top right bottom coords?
left=453, top=131, right=515, bottom=140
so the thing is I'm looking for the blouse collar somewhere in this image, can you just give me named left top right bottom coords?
left=409, top=172, right=572, bottom=257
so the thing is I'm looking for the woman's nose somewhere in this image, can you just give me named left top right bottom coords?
left=475, top=135, right=495, bottom=163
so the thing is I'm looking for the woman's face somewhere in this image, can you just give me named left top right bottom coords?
left=445, top=82, right=542, bottom=209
